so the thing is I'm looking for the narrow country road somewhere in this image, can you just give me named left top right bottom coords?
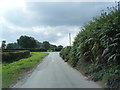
left=13, top=52, right=102, bottom=88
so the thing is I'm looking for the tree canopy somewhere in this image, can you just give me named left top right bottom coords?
left=41, top=41, right=50, bottom=50
left=6, top=43, right=19, bottom=49
left=17, top=36, right=38, bottom=48
left=4, top=35, right=63, bottom=51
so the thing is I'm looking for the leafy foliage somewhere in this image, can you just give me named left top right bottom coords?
left=6, top=43, right=20, bottom=49
left=5, top=35, right=63, bottom=51
left=17, top=35, right=38, bottom=48
left=60, top=46, right=71, bottom=62
left=60, top=5, right=120, bottom=88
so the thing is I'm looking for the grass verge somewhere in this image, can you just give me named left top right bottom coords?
left=2, top=52, right=48, bottom=88
left=75, top=60, right=120, bottom=88
left=0, top=63, right=2, bottom=89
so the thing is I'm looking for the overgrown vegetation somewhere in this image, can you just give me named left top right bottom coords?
left=60, top=5, right=120, bottom=88
left=2, top=52, right=48, bottom=88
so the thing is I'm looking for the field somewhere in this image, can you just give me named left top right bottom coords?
left=2, top=52, right=48, bottom=88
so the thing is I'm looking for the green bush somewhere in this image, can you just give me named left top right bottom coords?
left=102, top=66, right=120, bottom=88
left=60, top=46, right=71, bottom=62
left=2, top=50, right=30, bottom=62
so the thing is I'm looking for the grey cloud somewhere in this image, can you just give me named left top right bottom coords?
left=2, top=2, right=115, bottom=46
left=2, top=24, right=79, bottom=44
left=3, top=2, right=114, bottom=27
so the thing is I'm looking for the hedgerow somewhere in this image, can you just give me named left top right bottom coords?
left=2, top=50, right=30, bottom=62
left=60, top=5, right=120, bottom=88
left=60, top=46, right=71, bottom=62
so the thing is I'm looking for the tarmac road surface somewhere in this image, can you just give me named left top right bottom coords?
left=13, top=52, right=102, bottom=88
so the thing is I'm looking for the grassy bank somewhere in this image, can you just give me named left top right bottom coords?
left=0, top=63, right=2, bottom=89
left=2, top=52, right=48, bottom=88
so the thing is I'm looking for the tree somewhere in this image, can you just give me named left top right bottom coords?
left=55, top=45, right=63, bottom=51
left=6, top=43, right=14, bottom=49
left=17, top=35, right=37, bottom=48
left=58, top=45, right=63, bottom=48
left=35, top=40, right=42, bottom=48
left=1, top=40, right=6, bottom=49
left=41, top=41, right=50, bottom=50
left=6, top=43, right=20, bottom=49
left=13, top=43, right=20, bottom=49
left=50, top=44, right=57, bottom=51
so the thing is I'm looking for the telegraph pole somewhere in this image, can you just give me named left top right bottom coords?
left=69, top=33, right=71, bottom=46
left=118, top=1, right=120, bottom=11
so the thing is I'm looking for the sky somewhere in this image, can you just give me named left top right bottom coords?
left=0, top=0, right=117, bottom=46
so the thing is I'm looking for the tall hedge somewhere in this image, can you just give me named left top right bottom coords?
left=60, top=6, right=120, bottom=88
left=2, top=48, right=47, bottom=52
left=2, top=50, right=30, bottom=62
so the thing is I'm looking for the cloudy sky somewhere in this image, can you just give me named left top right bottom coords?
left=0, top=0, right=116, bottom=46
